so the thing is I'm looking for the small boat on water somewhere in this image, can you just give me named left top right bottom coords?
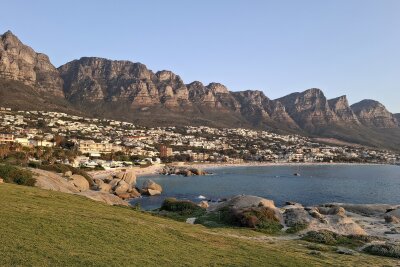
left=197, top=195, right=207, bottom=200
left=293, top=173, right=301, bottom=176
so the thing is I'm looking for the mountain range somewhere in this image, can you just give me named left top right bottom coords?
left=1, top=30, right=399, bottom=151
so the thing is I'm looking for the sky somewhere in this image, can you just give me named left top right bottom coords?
left=1, top=0, right=399, bottom=112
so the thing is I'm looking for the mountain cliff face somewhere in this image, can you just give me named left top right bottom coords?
left=328, top=96, right=360, bottom=124
left=1, top=30, right=399, bottom=150
left=351, top=100, right=398, bottom=128
left=276, top=88, right=339, bottom=131
left=0, top=31, right=64, bottom=97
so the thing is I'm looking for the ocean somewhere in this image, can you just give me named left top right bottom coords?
left=130, top=164, right=400, bottom=210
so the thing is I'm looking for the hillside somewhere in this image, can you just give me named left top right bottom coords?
left=0, top=183, right=398, bottom=266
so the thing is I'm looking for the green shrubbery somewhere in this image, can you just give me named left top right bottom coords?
left=161, top=198, right=205, bottom=215
left=0, top=164, right=36, bottom=186
left=363, top=243, right=400, bottom=258
left=302, top=230, right=377, bottom=248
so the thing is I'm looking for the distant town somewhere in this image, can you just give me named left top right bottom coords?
left=0, top=107, right=399, bottom=169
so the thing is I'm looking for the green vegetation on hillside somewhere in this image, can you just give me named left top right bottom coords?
left=0, top=184, right=398, bottom=266
left=0, top=164, right=35, bottom=186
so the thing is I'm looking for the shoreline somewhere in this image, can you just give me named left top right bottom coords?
left=183, top=161, right=394, bottom=171
left=89, top=162, right=396, bottom=179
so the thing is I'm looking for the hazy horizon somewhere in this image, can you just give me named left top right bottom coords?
left=1, top=0, right=399, bottom=112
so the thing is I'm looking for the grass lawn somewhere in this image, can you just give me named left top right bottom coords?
left=0, top=183, right=397, bottom=266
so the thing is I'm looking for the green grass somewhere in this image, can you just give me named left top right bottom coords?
left=0, top=184, right=398, bottom=266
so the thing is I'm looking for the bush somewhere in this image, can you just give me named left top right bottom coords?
left=302, top=230, right=377, bottom=248
left=302, top=230, right=338, bottom=245
left=363, top=243, right=400, bottom=258
left=161, top=198, right=204, bottom=215
left=0, top=164, right=36, bottom=186
left=286, top=223, right=309, bottom=234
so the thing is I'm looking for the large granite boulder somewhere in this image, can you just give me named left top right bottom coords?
left=284, top=208, right=311, bottom=227
left=114, top=180, right=130, bottom=195
left=213, top=195, right=284, bottom=226
left=386, top=208, right=400, bottom=220
left=69, top=174, right=89, bottom=192
left=213, top=195, right=276, bottom=211
left=97, top=183, right=112, bottom=193
left=142, top=179, right=163, bottom=196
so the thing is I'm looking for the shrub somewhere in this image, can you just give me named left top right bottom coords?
left=161, top=198, right=204, bottom=215
left=302, top=230, right=338, bottom=245
left=286, top=223, right=309, bottom=234
left=302, top=230, right=376, bottom=248
left=0, top=164, right=36, bottom=186
left=363, top=243, right=400, bottom=258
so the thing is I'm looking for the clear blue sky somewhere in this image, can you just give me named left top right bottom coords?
left=1, top=0, right=399, bottom=112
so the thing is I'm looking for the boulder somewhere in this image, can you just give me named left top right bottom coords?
left=69, top=174, right=89, bottom=192
left=198, top=201, right=209, bottom=209
left=109, top=178, right=122, bottom=189
left=284, top=208, right=311, bottom=227
left=213, top=195, right=284, bottom=226
left=122, top=170, right=136, bottom=186
left=318, top=206, right=346, bottom=217
left=116, top=193, right=131, bottom=200
left=64, top=171, right=72, bottom=178
left=146, top=189, right=161, bottom=196
left=334, top=203, right=396, bottom=216
left=128, top=188, right=141, bottom=198
left=384, top=214, right=400, bottom=224
left=308, top=208, right=327, bottom=223
left=142, top=179, right=163, bottom=193
left=97, top=183, right=112, bottom=193
left=190, top=168, right=206, bottom=176
left=114, top=180, right=130, bottom=195
left=0, top=178, right=3, bottom=184
left=386, top=208, right=400, bottom=220
left=213, top=195, right=276, bottom=211
left=115, top=171, right=125, bottom=179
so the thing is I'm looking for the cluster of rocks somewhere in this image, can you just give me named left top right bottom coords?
left=92, top=170, right=163, bottom=200
left=202, top=195, right=400, bottom=238
left=63, top=169, right=163, bottom=200
left=160, top=166, right=208, bottom=176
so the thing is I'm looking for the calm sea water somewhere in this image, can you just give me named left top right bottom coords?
left=129, top=164, right=400, bottom=210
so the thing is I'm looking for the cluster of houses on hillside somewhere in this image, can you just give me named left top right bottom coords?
left=1, top=107, right=399, bottom=167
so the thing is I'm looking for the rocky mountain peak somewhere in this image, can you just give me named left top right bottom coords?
left=328, top=95, right=360, bottom=124
left=351, top=100, right=398, bottom=128
left=0, top=30, right=64, bottom=97
left=206, top=83, right=229, bottom=94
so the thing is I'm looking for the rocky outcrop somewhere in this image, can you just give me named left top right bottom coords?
left=160, top=166, right=208, bottom=176
left=77, top=191, right=129, bottom=206
left=93, top=169, right=141, bottom=199
left=69, top=174, right=90, bottom=192
left=0, top=31, right=64, bottom=97
left=351, top=100, right=398, bottom=128
left=276, top=88, right=339, bottom=131
left=141, top=179, right=163, bottom=196
left=328, top=96, right=360, bottom=124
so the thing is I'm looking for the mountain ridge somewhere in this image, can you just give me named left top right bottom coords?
left=1, top=30, right=399, bottom=151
